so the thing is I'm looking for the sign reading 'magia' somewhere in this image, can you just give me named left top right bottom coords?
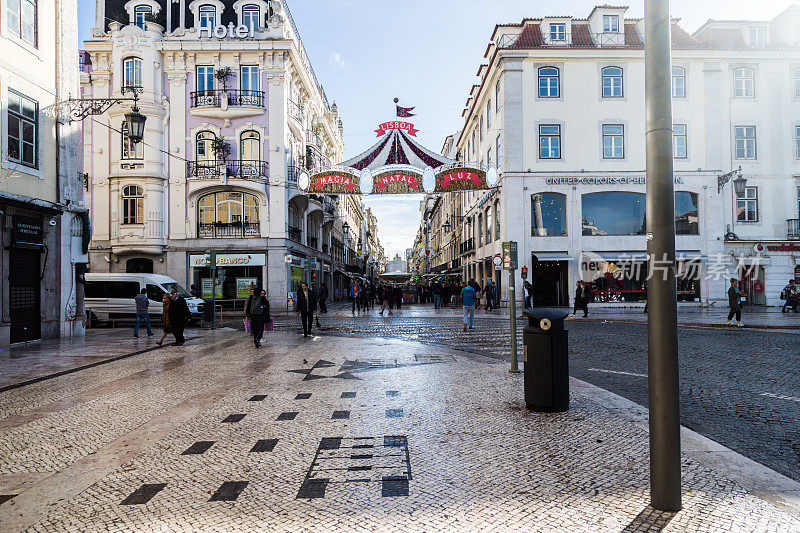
left=309, top=169, right=362, bottom=195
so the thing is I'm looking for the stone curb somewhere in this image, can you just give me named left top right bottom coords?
left=570, top=377, right=800, bottom=518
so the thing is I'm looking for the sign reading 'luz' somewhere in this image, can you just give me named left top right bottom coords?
left=433, top=166, right=489, bottom=193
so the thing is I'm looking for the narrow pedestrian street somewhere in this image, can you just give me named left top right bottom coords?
left=1, top=327, right=799, bottom=531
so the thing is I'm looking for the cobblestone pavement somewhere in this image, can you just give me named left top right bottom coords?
left=261, top=305, right=800, bottom=483
left=1, top=330, right=799, bottom=532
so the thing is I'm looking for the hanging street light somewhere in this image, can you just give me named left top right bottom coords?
left=442, top=216, right=451, bottom=234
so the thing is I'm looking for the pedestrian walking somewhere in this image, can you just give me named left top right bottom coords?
left=295, top=281, right=317, bottom=337
left=727, top=277, right=743, bottom=327
left=461, top=282, right=477, bottom=332
left=168, top=289, right=191, bottom=345
left=360, top=282, right=369, bottom=311
left=318, top=282, right=329, bottom=314
left=394, top=286, right=403, bottom=309
left=781, top=279, right=798, bottom=313
left=245, top=287, right=270, bottom=348
left=432, top=281, right=442, bottom=309
left=379, top=285, right=393, bottom=315
left=573, top=281, right=589, bottom=318
left=133, top=288, right=154, bottom=338
left=483, top=279, right=496, bottom=311
left=155, top=293, right=172, bottom=345
left=523, top=281, right=533, bottom=308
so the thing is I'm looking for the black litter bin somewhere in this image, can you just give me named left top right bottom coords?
left=523, top=308, right=569, bottom=412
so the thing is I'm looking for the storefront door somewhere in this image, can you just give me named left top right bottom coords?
left=10, top=249, right=41, bottom=343
left=530, top=259, right=569, bottom=307
left=739, top=265, right=766, bottom=306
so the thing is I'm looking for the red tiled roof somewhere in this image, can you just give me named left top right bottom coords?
left=572, top=24, right=595, bottom=47
left=507, top=23, right=541, bottom=49
left=623, top=23, right=643, bottom=47
left=695, top=28, right=749, bottom=50
left=671, top=24, right=709, bottom=49
left=504, top=21, right=705, bottom=50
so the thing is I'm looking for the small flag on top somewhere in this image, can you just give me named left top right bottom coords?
left=394, top=97, right=415, bottom=118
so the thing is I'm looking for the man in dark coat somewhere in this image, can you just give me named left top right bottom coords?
left=245, top=287, right=270, bottom=347
left=573, top=281, right=588, bottom=318
left=168, top=289, right=191, bottom=345
left=727, top=277, right=743, bottom=327
left=295, top=282, right=317, bottom=337
left=318, top=282, right=329, bottom=314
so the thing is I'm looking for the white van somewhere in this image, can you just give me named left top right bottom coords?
left=84, top=273, right=204, bottom=325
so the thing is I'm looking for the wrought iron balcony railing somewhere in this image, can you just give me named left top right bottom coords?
left=789, top=219, right=800, bottom=239
left=190, top=90, right=265, bottom=108
left=288, top=226, right=302, bottom=243
left=198, top=221, right=260, bottom=239
left=460, top=238, right=476, bottom=254
left=306, top=129, right=322, bottom=148
left=497, top=30, right=629, bottom=48
left=307, top=236, right=318, bottom=249
left=187, top=160, right=268, bottom=181
left=288, top=100, right=304, bottom=122
left=286, top=164, right=301, bottom=187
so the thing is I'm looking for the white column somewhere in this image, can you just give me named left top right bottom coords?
left=167, top=69, right=187, bottom=240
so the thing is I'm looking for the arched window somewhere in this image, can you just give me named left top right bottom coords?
left=197, top=191, right=260, bottom=237
left=133, top=5, right=151, bottom=28
left=122, top=185, right=144, bottom=225
left=538, top=67, right=560, bottom=98
left=671, top=66, right=686, bottom=98
left=601, top=66, right=623, bottom=98
left=196, top=131, right=216, bottom=163
left=122, top=57, right=142, bottom=89
left=794, top=69, right=800, bottom=99
left=199, top=5, right=216, bottom=30
left=531, top=193, right=567, bottom=236
left=121, top=121, right=143, bottom=159
left=240, top=130, right=260, bottom=162
left=242, top=4, right=259, bottom=31
left=581, top=192, right=645, bottom=236
left=733, top=67, right=755, bottom=97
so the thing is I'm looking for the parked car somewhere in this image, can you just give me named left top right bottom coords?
left=84, top=273, right=203, bottom=326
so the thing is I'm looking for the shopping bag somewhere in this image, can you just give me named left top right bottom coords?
left=265, top=317, right=274, bottom=332
left=243, top=317, right=251, bottom=334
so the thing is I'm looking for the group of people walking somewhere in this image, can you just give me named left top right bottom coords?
left=133, top=288, right=191, bottom=345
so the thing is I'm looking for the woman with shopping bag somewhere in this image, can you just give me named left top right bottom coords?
left=244, top=287, right=271, bottom=348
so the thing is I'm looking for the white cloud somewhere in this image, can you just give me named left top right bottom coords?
left=329, top=51, right=353, bottom=70
left=363, top=196, right=420, bottom=260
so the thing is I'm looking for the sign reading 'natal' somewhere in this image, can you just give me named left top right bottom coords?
left=309, top=170, right=362, bottom=195
left=374, top=121, right=418, bottom=137
left=434, top=166, right=488, bottom=193
left=372, top=170, right=423, bottom=194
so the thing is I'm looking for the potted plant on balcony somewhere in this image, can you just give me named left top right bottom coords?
left=212, top=136, right=231, bottom=176
left=214, top=67, right=233, bottom=91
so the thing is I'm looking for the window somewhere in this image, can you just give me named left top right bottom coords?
left=471, top=131, right=476, bottom=154
left=582, top=192, right=646, bottom=236
left=122, top=185, right=144, bottom=224
left=674, top=192, right=699, bottom=235
left=671, top=66, right=686, bottom=98
left=495, top=81, right=501, bottom=111
left=539, top=125, right=561, bottom=159
left=108, top=281, right=141, bottom=298
left=486, top=100, right=491, bottom=127
left=487, top=148, right=492, bottom=169
left=550, top=23, right=566, bottom=40
left=531, top=193, right=567, bottom=236
left=480, top=116, right=484, bottom=140
left=795, top=126, right=800, bottom=159
left=477, top=214, right=483, bottom=246
left=733, top=67, right=755, bottom=97
left=197, top=191, right=260, bottom=228
left=240, top=130, right=260, bottom=162
left=133, top=5, right=151, bottom=29
left=538, top=67, right=559, bottom=98
left=673, top=124, right=687, bottom=159
left=601, top=66, right=623, bottom=98
left=494, top=200, right=500, bottom=237
left=495, top=134, right=501, bottom=169
left=6, top=0, right=37, bottom=46
left=196, top=65, right=214, bottom=94
left=196, top=131, right=215, bottom=163
left=485, top=207, right=492, bottom=242
left=122, top=57, right=142, bottom=89
left=749, top=27, right=766, bottom=48
left=736, top=187, right=758, bottom=222
left=602, top=124, right=624, bottom=159
left=603, top=15, right=619, bottom=32
left=795, top=69, right=800, bottom=99
left=241, top=4, right=259, bottom=31
left=121, top=121, right=143, bottom=159
left=240, top=65, right=259, bottom=94
left=7, top=90, right=37, bottom=168
left=199, top=4, right=215, bottom=30
left=734, top=126, right=756, bottom=159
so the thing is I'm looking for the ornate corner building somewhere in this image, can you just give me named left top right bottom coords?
left=81, top=0, right=350, bottom=303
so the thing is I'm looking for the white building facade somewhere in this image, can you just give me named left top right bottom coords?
left=82, top=0, right=353, bottom=307
left=453, top=5, right=800, bottom=308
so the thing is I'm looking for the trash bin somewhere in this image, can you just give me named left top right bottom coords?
left=522, top=308, right=569, bottom=412
left=202, top=299, right=214, bottom=324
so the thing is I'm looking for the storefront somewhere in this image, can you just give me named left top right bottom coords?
left=189, top=253, right=267, bottom=300
left=724, top=242, right=800, bottom=307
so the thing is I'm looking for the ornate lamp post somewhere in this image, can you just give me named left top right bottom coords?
left=52, top=86, right=147, bottom=137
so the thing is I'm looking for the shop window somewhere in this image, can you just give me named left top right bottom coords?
left=538, top=67, right=559, bottom=98
left=581, top=192, right=645, bottom=236
left=674, top=192, right=699, bottom=234
left=122, top=57, right=142, bottom=89
left=677, top=260, right=702, bottom=302
left=122, top=185, right=144, bottom=225
left=736, top=186, right=758, bottom=222
left=586, top=260, right=646, bottom=303
left=671, top=66, right=686, bottom=98
left=733, top=67, right=755, bottom=97
left=601, top=66, right=623, bottom=98
left=531, top=192, right=567, bottom=236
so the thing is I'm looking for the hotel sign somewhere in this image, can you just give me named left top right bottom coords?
left=545, top=176, right=683, bottom=185
left=199, top=23, right=256, bottom=39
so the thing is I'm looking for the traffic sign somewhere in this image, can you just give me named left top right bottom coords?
left=492, top=255, right=502, bottom=270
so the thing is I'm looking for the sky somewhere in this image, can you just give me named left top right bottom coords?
left=77, top=0, right=795, bottom=259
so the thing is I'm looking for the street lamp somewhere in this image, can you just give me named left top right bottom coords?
left=442, top=217, right=451, bottom=234
left=717, top=166, right=745, bottom=193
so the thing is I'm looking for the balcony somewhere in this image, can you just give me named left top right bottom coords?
left=189, top=90, right=265, bottom=119
left=288, top=226, right=302, bottom=243
left=460, top=238, right=475, bottom=254
left=286, top=165, right=301, bottom=188
left=307, top=236, right=318, bottom=249
left=497, top=31, right=628, bottom=48
left=288, top=100, right=304, bottom=123
left=789, top=219, right=800, bottom=239
left=198, top=222, right=260, bottom=239
left=322, top=243, right=329, bottom=254
left=187, top=160, right=268, bottom=183
left=306, top=129, right=322, bottom=149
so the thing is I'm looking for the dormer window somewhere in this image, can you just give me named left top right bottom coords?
left=749, top=27, right=766, bottom=48
left=133, top=5, right=151, bottom=29
left=603, top=15, right=619, bottom=32
left=550, top=23, right=566, bottom=41
left=199, top=5, right=215, bottom=30
left=242, top=5, right=259, bottom=31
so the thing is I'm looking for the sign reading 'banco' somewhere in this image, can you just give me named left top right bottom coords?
left=545, top=176, right=684, bottom=186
